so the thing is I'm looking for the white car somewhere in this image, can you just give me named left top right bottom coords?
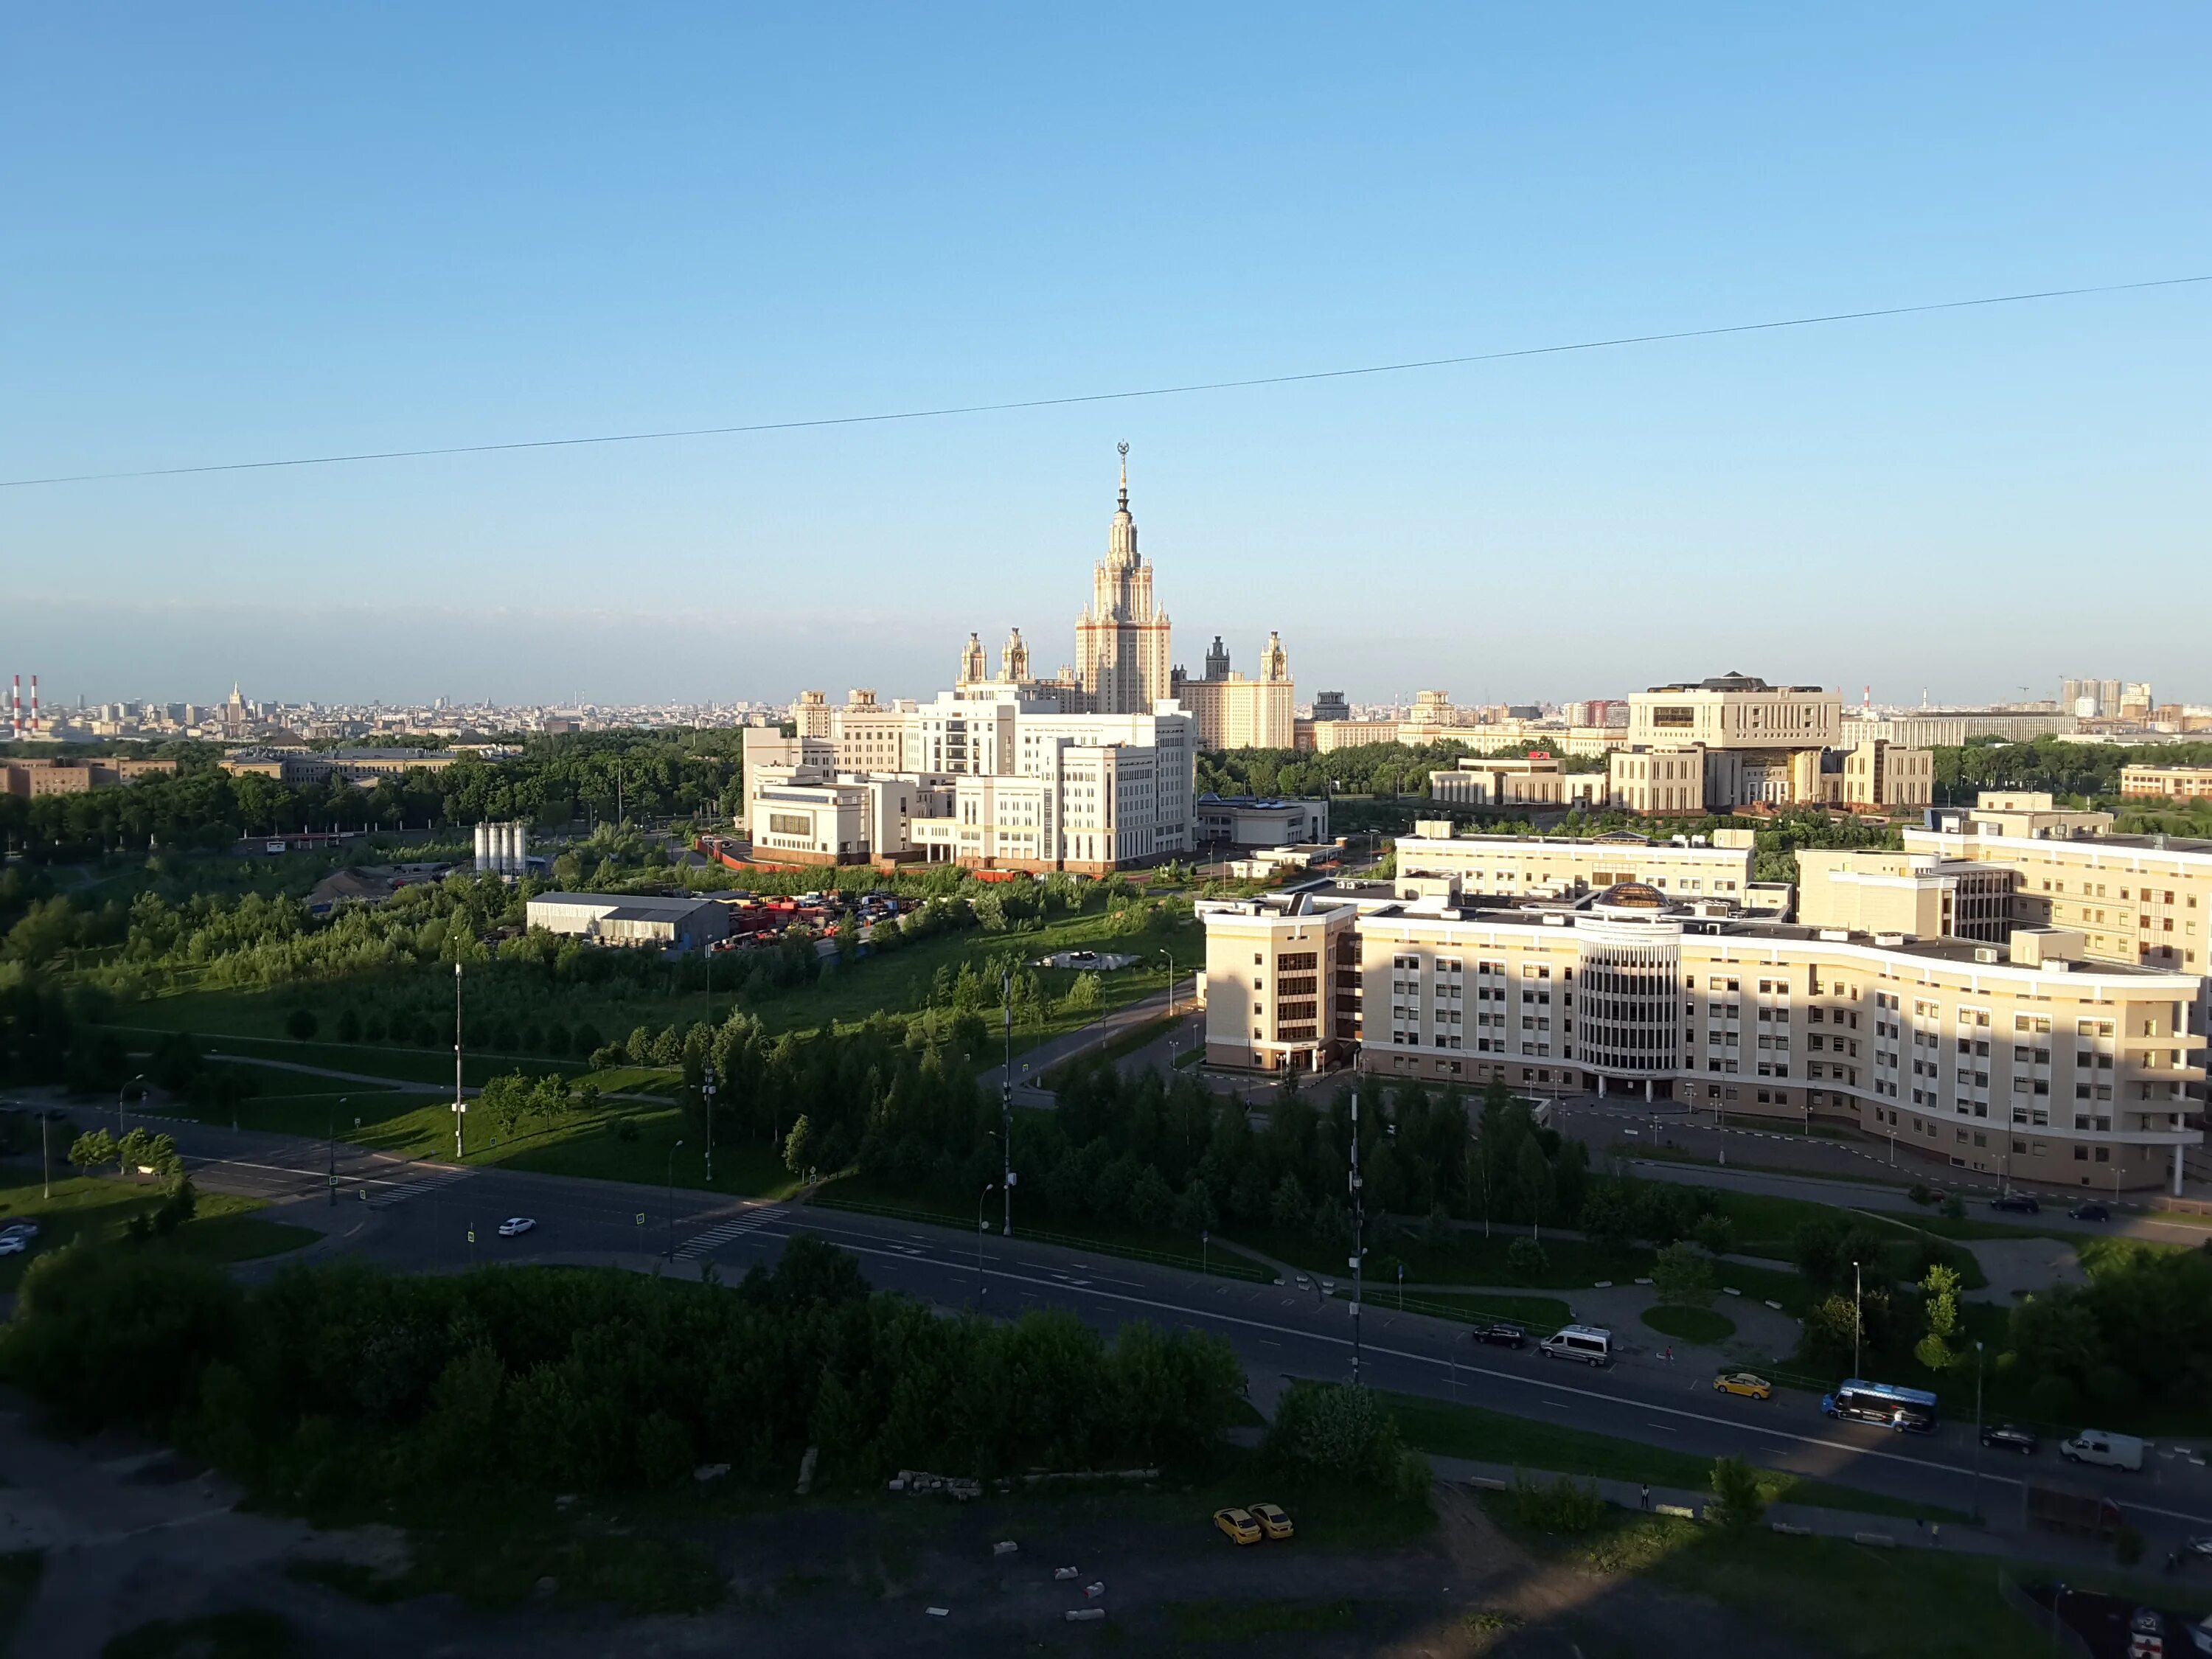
left=0, top=1236, right=28, bottom=1257
left=496, top=1217, right=536, bottom=1238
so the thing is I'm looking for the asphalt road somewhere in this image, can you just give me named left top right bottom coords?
left=152, top=1114, right=2212, bottom=1545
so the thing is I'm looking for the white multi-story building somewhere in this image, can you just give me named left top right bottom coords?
left=1197, top=881, right=2205, bottom=1194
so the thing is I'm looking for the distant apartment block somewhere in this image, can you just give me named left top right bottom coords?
left=2122, top=764, right=2212, bottom=802
left=1, top=756, right=177, bottom=797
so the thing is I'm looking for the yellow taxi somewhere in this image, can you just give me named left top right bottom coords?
left=1713, top=1371, right=1773, bottom=1402
left=1212, top=1506, right=1262, bottom=1545
left=1248, top=1502, right=1295, bottom=1540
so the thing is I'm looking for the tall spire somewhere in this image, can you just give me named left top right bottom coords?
left=1116, top=440, right=1129, bottom=512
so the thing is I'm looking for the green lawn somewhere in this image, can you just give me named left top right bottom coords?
left=1484, top=1503, right=2059, bottom=1659
left=810, top=1172, right=1273, bottom=1282
left=1341, top=1289, right=1574, bottom=1329
left=98, top=903, right=1200, bottom=1085
left=1385, top=1393, right=1965, bottom=1525
left=1641, top=1305, right=1736, bottom=1344
left=1250, top=1227, right=1658, bottom=1292
left=0, top=1168, right=316, bottom=1289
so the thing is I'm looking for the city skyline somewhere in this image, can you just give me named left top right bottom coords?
left=4, top=6, right=2208, bottom=703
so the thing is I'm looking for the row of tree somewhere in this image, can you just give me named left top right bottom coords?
left=0, top=732, right=749, bottom=855
left=0, top=1237, right=1246, bottom=1503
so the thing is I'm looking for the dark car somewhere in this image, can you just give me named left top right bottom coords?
left=1991, top=1192, right=2042, bottom=1214
left=1470, top=1321, right=1529, bottom=1349
left=1981, top=1423, right=2039, bottom=1455
left=2070, top=1202, right=2112, bottom=1222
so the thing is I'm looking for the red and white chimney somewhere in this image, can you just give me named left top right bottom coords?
left=28, top=675, right=40, bottom=734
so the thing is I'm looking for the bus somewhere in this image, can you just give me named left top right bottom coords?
left=1822, top=1378, right=1939, bottom=1433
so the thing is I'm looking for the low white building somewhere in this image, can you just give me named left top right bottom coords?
left=1197, top=795, right=1330, bottom=849
left=526, top=891, right=731, bottom=951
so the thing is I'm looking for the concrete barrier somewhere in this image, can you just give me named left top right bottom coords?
left=1764, top=1300, right=1784, bottom=1310
left=1721, top=1287, right=1742, bottom=1297
left=1066, top=1608, right=1106, bottom=1622
left=992, top=1541, right=1018, bottom=1557
left=1467, top=1475, right=1511, bottom=1492
left=1655, top=1503, right=1699, bottom=1520
left=1852, top=1531, right=1896, bottom=1548
left=1770, top=1522, right=1813, bottom=1537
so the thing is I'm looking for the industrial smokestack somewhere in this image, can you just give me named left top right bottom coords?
left=28, top=675, right=38, bottom=734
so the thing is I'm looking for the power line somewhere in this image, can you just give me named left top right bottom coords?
left=4, top=272, right=2206, bottom=490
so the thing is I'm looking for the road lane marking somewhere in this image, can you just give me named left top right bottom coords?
left=735, top=1208, right=2212, bottom=1526
left=673, top=1205, right=787, bottom=1260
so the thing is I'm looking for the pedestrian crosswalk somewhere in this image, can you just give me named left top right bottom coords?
left=366, top=1165, right=474, bottom=1209
left=673, top=1204, right=787, bottom=1260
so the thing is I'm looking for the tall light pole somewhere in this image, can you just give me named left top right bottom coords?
left=664, top=1138, right=685, bottom=1258
left=117, top=1071, right=146, bottom=1140
left=328, top=1095, right=347, bottom=1207
left=977, top=1181, right=995, bottom=1291
left=1349, top=1091, right=1366, bottom=1387
left=1851, top=1258, right=1864, bottom=1378
left=1971, top=1339, right=1986, bottom=1520
left=701, top=1065, right=717, bottom=1186
left=999, top=967, right=1014, bottom=1238
left=453, top=962, right=466, bottom=1158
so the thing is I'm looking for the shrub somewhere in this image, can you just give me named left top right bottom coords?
left=285, top=1008, right=318, bottom=1043
left=1505, top=1238, right=1548, bottom=1281
left=1690, top=1214, right=1736, bottom=1258
left=1707, top=1455, right=1765, bottom=1530
left=1264, top=1382, right=1427, bottom=1502
left=2115, top=1524, right=2145, bottom=1568
left=1652, top=1241, right=1717, bottom=1310
left=1514, top=1473, right=1607, bottom=1534
left=335, top=1009, right=361, bottom=1043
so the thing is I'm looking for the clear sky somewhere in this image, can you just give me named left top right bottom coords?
left=4, top=4, right=2208, bottom=709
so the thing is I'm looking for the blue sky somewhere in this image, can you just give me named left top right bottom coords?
left=4, top=4, right=2207, bottom=709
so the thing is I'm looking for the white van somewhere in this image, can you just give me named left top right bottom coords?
left=2062, top=1430, right=2145, bottom=1472
left=1540, top=1325, right=1613, bottom=1367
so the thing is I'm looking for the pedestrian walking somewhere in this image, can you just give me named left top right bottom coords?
left=1640, top=1484, right=1651, bottom=1512
left=1663, top=1346, right=1673, bottom=1364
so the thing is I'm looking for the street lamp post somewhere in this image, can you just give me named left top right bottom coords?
left=328, top=1095, right=347, bottom=1207
left=1971, top=1339, right=1986, bottom=1521
left=1349, top=1093, right=1366, bottom=1387
left=664, top=1139, right=685, bottom=1258
left=453, top=962, right=466, bottom=1158
left=701, top=1065, right=717, bottom=1186
left=1000, top=970, right=1014, bottom=1238
left=118, top=1072, right=147, bottom=1140
left=1852, top=1259, right=1864, bottom=1378
left=977, top=1182, right=995, bottom=1292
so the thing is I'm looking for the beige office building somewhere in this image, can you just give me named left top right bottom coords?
left=1796, top=849, right=2016, bottom=943
left=1197, top=883, right=2204, bottom=1192
left=1428, top=754, right=1606, bottom=810
left=1393, top=826, right=1756, bottom=903
left=2123, top=765, right=2212, bottom=802
left=1907, top=796, right=2211, bottom=973
left=1173, top=633, right=1295, bottom=751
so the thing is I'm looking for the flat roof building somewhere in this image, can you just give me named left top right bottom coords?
left=526, top=891, right=731, bottom=952
left=1197, top=883, right=2205, bottom=1192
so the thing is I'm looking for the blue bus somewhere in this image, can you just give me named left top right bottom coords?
left=1822, top=1378, right=1939, bottom=1433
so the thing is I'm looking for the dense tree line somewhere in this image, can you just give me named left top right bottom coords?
left=0, top=1236, right=1245, bottom=1505
left=0, top=731, right=746, bottom=856
left=1933, top=736, right=2212, bottom=806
